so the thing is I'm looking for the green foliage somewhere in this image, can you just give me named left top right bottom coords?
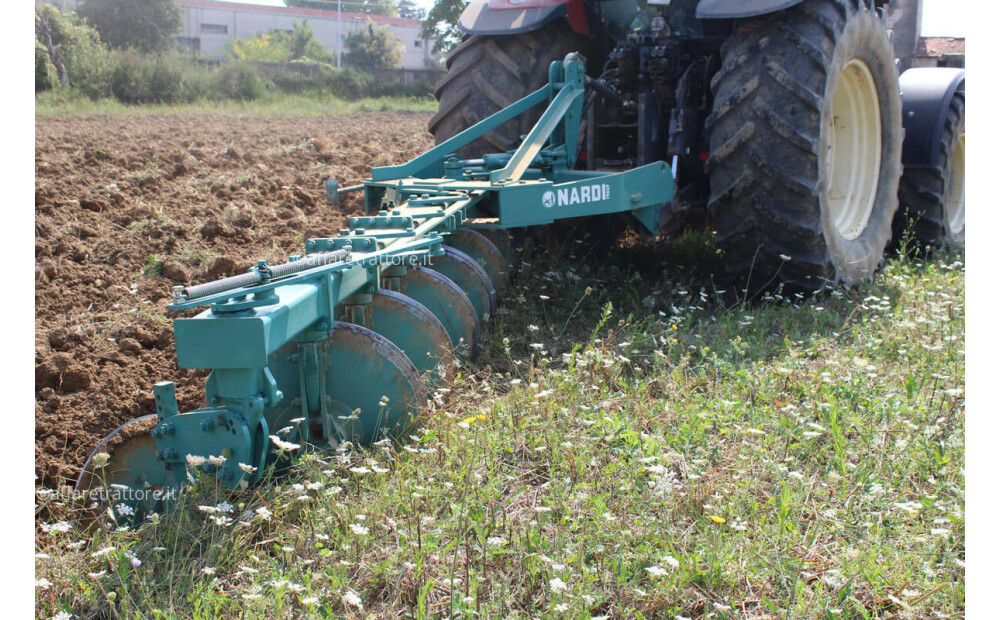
left=227, top=21, right=332, bottom=63
left=268, top=65, right=373, bottom=98
left=285, top=0, right=398, bottom=17
left=78, top=0, right=182, bottom=53
left=287, top=21, right=332, bottom=62
left=34, top=5, right=114, bottom=97
left=109, top=52, right=188, bottom=103
left=226, top=31, right=294, bottom=63
left=213, top=62, right=267, bottom=101
left=397, top=0, right=426, bottom=21
left=344, top=23, right=403, bottom=69
left=421, top=0, right=466, bottom=54
left=35, top=40, right=55, bottom=93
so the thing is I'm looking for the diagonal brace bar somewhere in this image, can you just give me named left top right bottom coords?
left=371, top=86, right=551, bottom=182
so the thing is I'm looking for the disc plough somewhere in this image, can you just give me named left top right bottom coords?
left=77, top=55, right=674, bottom=521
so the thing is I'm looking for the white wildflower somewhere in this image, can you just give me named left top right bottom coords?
left=342, top=590, right=364, bottom=608
left=186, top=454, right=207, bottom=467
left=269, top=435, right=301, bottom=452
left=91, top=547, right=115, bottom=558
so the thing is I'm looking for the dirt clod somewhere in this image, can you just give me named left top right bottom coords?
left=161, top=258, right=190, bottom=283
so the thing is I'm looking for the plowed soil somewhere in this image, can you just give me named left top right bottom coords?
left=34, top=112, right=434, bottom=488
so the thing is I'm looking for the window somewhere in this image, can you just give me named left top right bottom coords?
left=176, top=36, right=201, bottom=53
left=414, top=39, right=422, bottom=48
left=200, top=23, right=228, bottom=34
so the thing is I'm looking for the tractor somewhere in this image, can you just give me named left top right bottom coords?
left=430, top=0, right=966, bottom=288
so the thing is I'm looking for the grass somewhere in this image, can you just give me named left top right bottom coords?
left=34, top=232, right=965, bottom=619
left=34, top=91, right=437, bottom=117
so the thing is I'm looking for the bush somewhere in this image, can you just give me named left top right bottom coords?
left=178, top=63, right=217, bottom=102
left=266, top=65, right=373, bottom=99
left=109, top=52, right=184, bottom=103
left=323, top=67, right=374, bottom=99
left=214, top=62, right=267, bottom=101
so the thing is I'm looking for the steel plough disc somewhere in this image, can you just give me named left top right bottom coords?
left=476, top=228, right=513, bottom=261
left=368, top=289, right=457, bottom=387
left=75, top=414, right=179, bottom=525
left=446, top=228, right=507, bottom=294
left=399, top=266, right=480, bottom=359
left=427, top=246, right=496, bottom=323
left=324, top=322, right=426, bottom=445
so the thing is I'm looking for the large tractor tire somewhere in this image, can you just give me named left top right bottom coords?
left=428, top=21, right=591, bottom=158
left=895, top=91, right=965, bottom=250
left=706, top=0, right=903, bottom=291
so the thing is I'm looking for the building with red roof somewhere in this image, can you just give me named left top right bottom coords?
left=174, top=0, right=436, bottom=69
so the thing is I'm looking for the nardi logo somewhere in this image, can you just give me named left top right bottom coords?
left=541, top=184, right=611, bottom=208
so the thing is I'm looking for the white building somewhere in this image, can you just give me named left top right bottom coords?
left=174, top=0, right=435, bottom=69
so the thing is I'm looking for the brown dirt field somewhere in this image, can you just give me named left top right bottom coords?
left=34, top=111, right=434, bottom=488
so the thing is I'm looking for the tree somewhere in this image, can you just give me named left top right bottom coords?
left=78, top=0, right=182, bottom=53
left=344, top=23, right=403, bottom=69
left=397, top=0, right=426, bottom=21
left=35, top=5, right=113, bottom=96
left=421, top=0, right=464, bottom=55
left=288, top=20, right=333, bottom=62
left=285, top=0, right=398, bottom=18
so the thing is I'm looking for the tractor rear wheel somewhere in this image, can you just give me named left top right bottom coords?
left=707, top=0, right=903, bottom=291
left=895, top=91, right=965, bottom=250
left=428, top=21, right=591, bottom=158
